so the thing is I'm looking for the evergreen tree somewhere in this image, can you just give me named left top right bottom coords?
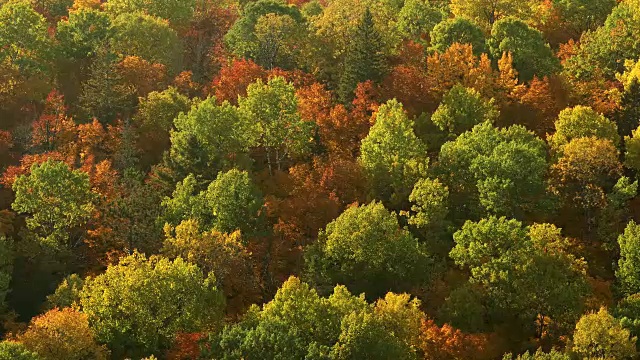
left=337, top=8, right=386, bottom=104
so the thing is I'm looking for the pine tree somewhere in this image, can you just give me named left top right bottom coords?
left=337, top=8, right=386, bottom=104
left=617, top=78, right=640, bottom=138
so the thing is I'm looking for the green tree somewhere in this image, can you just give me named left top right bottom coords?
left=206, top=277, right=422, bottom=360
left=168, top=96, right=252, bottom=181
left=104, top=0, right=196, bottom=27
left=503, top=348, right=570, bottom=359
left=429, top=18, right=487, bottom=56
left=397, top=0, right=444, bottom=43
left=625, top=125, right=640, bottom=172
left=437, top=122, right=550, bottom=220
left=488, top=17, right=560, bottom=82
left=451, top=217, right=589, bottom=337
left=431, top=84, right=499, bottom=136
left=616, top=78, right=640, bottom=138
left=162, top=219, right=258, bottom=313
left=208, top=277, right=368, bottom=359
left=450, top=0, right=532, bottom=31
left=548, top=106, right=620, bottom=150
left=205, top=169, right=264, bottom=237
left=133, top=87, right=191, bottom=167
left=337, top=8, right=387, bottom=103
left=161, top=174, right=212, bottom=229
left=0, top=342, right=40, bottom=360
left=134, top=87, right=190, bottom=135
left=552, top=0, right=617, bottom=37
left=617, top=221, right=640, bottom=297
left=615, top=293, right=640, bottom=347
left=563, top=0, right=640, bottom=80
left=359, top=99, right=428, bottom=209
left=0, top=0, right=52, bottom=105
left=571, top=308, right=637, bottom=360
left=329, top=311, right=414, bottom=360
left=224, top=0, right=303, bottom=68
left=238, top=77, right=314, bottom=173
left=12, top=161, right=95, bottom=249
left=0, top=0, right=51, bottom=76
left=405, top=178, right=450, bottom=255
left=80, top=253, right=225, bottom=359
left=56, top=8, right=112, bottom=61
left=305, top=201, right=433, bottom=299
left=110, top=12, right=182, bottom=73
left=406, top=178, right=449, bottom=232
left=254, top=13, right=306, bottom=70
left=46, top=274, right=84, bottom=309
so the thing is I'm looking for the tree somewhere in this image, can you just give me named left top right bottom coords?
left=168, top=96, right=253, bottom=182
left=436, top=122, right=550, bottom=220
left=551, top=0, right=617, bottom=38
left=549, top=137, right=622, bottom=214
left=55, top=8, right=112, bottom=61
left=450, top=217, right=589, bottom=338
left=488, top=17, right=560, bottom=82
left=616, top=78, right=640, bottom=138
left=208, top=277, right=367, bottom=359
left=0, top=0, right=52, bottom=106
left=0, top=342, right=40, bottom=360
left=563, top=1, right=640, bottom=80
left=161, top=174, right=211, bottom=229
left=104, top=0, right=197, bottom=27
left=0, top=1, right=51, bottom=76
left=162, top=220, right=259, bottom=314
left=503, top=348, right=570, bottom=360
left=205, top=169, right=265, bottom=237
left=450, top=0, right=532, bottom=31
left=615, top=293, right=640, bottom=347
left=12, top=160, right=95, bottom=249
left=397, top=0, right=444, bottom=43
left=110, top=12, right=182, bottom=73
left=18, top=308, right=108, bottom=360
left=617, top=221, right=640, bottom=297
left=337, top=8, right=387, bottom=103
left=548, top=106, right=620, bottom=150
left=329, top=311, right=414, bottom=360
left=133, top=87, right=191, bottom=168
left=571, top=308, right=637, bottom=360
left=206, top=277, right=422, bottom=359
left=224, top=0, right=303, bottom=67
left=430, top=18, right=487, bottom=56
left=238, top=76, right=314, bottom=173
left=406, top=178, right=449, bottom=234
left=420, top=319, right=498, bottom=360
left=46, top=274, right=83, bottom=309
left=80, top=253, right=225, bottom=359
left=253, top=13, right=306, bottom=70
left=405, top=178, right=450, bottom=254
left=0, top=237, right=12, bottom=313
left=431, top=84, right=499, bottom=136
left=359, top=99, right=428, bottom=209
left=305, top=201, right=433, bottom=299
left=78, top=51, right=137, bottom=124
left=211, top=59, right=267, bottom=105
left=625, top=125, right=640, bottom=172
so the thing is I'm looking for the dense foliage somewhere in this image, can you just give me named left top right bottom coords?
left=1, top=0, right=640, bottom=359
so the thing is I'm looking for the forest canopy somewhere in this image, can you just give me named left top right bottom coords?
left=1, top=0, right=640, bottom=359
